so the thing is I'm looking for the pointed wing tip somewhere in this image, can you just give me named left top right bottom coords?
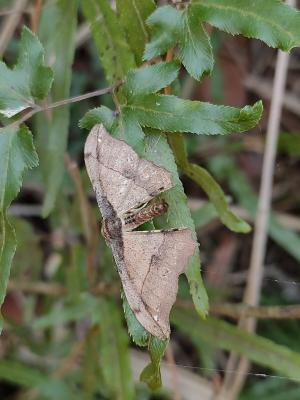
left=84, top=123, right=108, bottom=158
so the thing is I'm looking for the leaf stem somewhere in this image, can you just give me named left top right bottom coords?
left=0, top=82, right=121, bottom=132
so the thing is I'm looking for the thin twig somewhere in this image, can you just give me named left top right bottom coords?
left=221, top=1, right=294, bottom=398
left=8, top=280, right=120, bottom=297
left=30, top=0, right=43, bottom=33
left=0, top=0, right=28, bottom=57
left=0, top=84, right=119, bottom=132
left=209, top=303, right=300, bottom=320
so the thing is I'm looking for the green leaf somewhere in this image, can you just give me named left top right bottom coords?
left=114, top=110, right=145, bottom=153
left=124, top=94, right=263, bottom=135
left=123, top=288, right=168, bottom=390
left=116, top=0, right=156, bottom=64
left=79, top=106, right=115, bottom=130
left=0, top=125, right=38, bottom=325
left=82, top=0, right=136, bottom=84
left=172, top=308, right=300, bottom=382
left=122, top=292, right=150, bottom=347
left=180, top=7, right=213, bottom=79
left=144, top=5, right=213, bottom=80
left=169, top=134, right=250, bottom=233
left=186, top=165, right=250, bottom=232
left=192, top=0, right=300, bottom=51
left=123, top=61, right=180, bottom=98
left=140, top=336, right=168, bottom=390
left=0, top=217, right=16, bottom=331
left=98, top=299, right=135, bottom=400
left=0, top=125, right=39, bottom=210
left=142, top=131, right=209, bottom=318
left=0, top=26, right=53, bottom=118
left=36, top=0, right=78, bottom=216
left=144, top=5, right=181, bottom=60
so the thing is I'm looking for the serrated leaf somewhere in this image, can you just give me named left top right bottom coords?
left=114, top=109, right=145, bottom=153
left=116, top=0, right=156, bottom=64
left=124, top=94, right=263, bottom=135
left=192, top=0, right=300, bottom=51
left=36, top=0, right=78, bottom=216
left=0, top=27, right=53, bottom=118
left=172, top=309, right=300, bottom=382
left=79, top=106, right=115, bottom=130
left=98, top=299, right=135, bottom=400
left=0, top=125, right=39, bottom=210
left=142, top=131, right=209, bottom=318
left=0, top=124, right=38, bottom=329
left=122, top=293, right=150, bottom=347
left=144, top=5, right=213, bottom=80
left=123, top=61, right=180, bottom=98
left=169, top=134, right=250, bottom=233
left=0, top=217, right=16, bottom=332
left=140, top=336, right=168, bottom=390
left=144, top=5, right=181, bottom=60
left=180, top=7, right=213, bottom=79
left=82, top=0, right=136, bottom=84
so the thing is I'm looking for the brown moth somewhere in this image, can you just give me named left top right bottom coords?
left=84, top=124, right=196, bottom=339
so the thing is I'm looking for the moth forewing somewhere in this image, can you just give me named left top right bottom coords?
left=84, top=124, right=197, bottom=339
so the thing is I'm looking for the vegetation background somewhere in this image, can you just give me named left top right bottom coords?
left=0, top=0, right=300, bottom=399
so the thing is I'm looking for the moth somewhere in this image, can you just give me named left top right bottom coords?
left=84, top=124, right=196, bottom=339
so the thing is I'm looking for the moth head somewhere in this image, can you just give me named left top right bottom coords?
left=102, top=217, right=122, bottom=241
left=152, top=200, right=168, bottom=215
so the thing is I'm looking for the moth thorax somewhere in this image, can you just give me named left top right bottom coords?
left=125, top=200, right=168, bottom=226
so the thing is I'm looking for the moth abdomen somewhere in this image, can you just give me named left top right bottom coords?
left=124, top=200, right=168, bottom=227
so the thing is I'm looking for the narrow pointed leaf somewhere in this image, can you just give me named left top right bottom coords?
left=123, top=61, right=180, bottom=98
left=144, top=5, right=181, bottom=60
left=36, top=0, right=78, bottom=216
left=180, top=7, right=213, bottom=79
left=114, top=110, right=145, bottom=153
left=79, top=106, right=115, bottom=130
left=142, top=131, right=209, bottom=318
left=116, top=0, right=155, bottom=64
left=98, top=300, right=135, bottom=400
left=124, top=94, right=263, bottom=135
left=172, top=309, right=300, bottom=382
left=169, top=133, right=250, bottom=233
left=83, top=0, right=135, bottom=84
left=140, top=336, right=168, bottom=390
left=192, top=0, right=300, bottom=51
left=122, top=293, right=150, bottom=347
left=144, top=5, right=213, bottom=80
